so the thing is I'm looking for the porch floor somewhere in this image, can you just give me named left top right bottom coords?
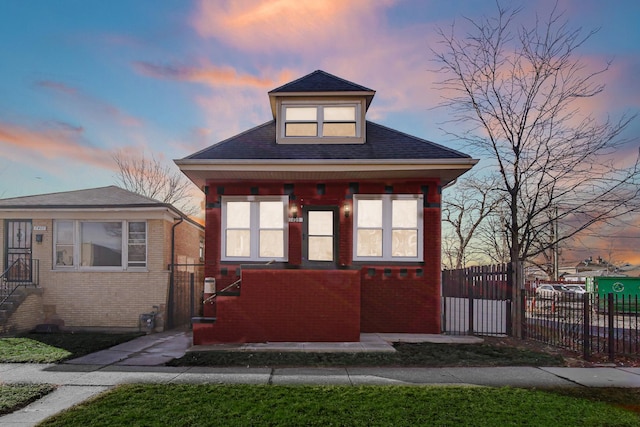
left=189, top=333, right=484, bottom=353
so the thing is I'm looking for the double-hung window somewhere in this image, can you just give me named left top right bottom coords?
left=221, top=196, right=288, bottom=262
left=54, top=220, right=147, bottom=269
left=353, top=195, right=423, bottom=262
left=280, top=102, right=363, bottom=142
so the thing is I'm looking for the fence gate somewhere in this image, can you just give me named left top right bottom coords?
left=167, top=264, right=204, bottom=329
left=442, top=264, right=513, bottom=335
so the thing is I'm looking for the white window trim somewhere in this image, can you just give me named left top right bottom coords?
left=277, top=99, right=366, bottom=144
left=53, top=220, right=148, bottom=271
left=221, top=195, right=289, bottom=262
left=352, top=194, right=424, bottom=262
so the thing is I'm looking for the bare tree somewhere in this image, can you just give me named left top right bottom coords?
left=113, top=150, right=200, bottom=216
left=442, top=171, right=503, bottom=269
left=473, top=204, right=510, bottom=265
left=433, top=3, right=640, bottom=285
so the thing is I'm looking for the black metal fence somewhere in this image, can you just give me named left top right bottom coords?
left=167, top=263, right=204, bottom=329
left=442, top=264, right=513, bottom=336
left=525, top=288, right=639, bottom=361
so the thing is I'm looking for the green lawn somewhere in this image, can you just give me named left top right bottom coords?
left=0, top=331, right=144, bottom=363
left=0, top=384, right=56, bottom=416
left=169, top=341, right=566, bottom=367
left=39, top=384, right=640, bottom=426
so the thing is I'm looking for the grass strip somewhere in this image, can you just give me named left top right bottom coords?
left=169, top=341, right=566, bottom=367
left=0, top=384, right=56, bottom=415
left=40, top=384, right=640, bottom=426
left=0, top=332, right=144, bottom=363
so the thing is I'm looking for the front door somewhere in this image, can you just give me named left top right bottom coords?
left=302, top=206, right=338, bottom=265
left=4, top=220, right=32, bottom=282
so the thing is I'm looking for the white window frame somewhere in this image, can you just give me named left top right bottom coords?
left=352, top=194, right=424, bottom=262
left=277, top=100, right=366, bottom=144
left=221, top=196, right=289, bottom=262
left=53, top=220, right=147, bottom=270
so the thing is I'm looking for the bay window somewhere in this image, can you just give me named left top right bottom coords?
left=221, top=196, right=288, bottom=262
left=353, top=195, right=423, bottom=262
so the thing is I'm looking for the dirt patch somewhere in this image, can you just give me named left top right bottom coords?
left=482, top=336, right=640, bottom=367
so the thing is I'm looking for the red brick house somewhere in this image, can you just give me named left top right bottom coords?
left=176, top=70, right=477, bottom=344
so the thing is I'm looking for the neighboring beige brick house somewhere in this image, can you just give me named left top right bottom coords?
left=0, top=186, right=204, bottom=334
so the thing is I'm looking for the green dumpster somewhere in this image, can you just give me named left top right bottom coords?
left=586, top=276, right=640, bottom=313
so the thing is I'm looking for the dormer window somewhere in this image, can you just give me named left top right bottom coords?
left=285, top=105, right=357, bottom=137
left=277, top=100, right=366, bottom=144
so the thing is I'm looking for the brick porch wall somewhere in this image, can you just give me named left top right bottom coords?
left=193, top=268, right=361, bottom=344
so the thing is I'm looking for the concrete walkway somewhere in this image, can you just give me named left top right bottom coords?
left=1, top=330, right=639, bottom=426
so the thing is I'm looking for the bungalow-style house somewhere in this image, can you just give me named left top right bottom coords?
left=0, top=186, right=204, bottom=334
left=176, top=70, right=477, bottom=344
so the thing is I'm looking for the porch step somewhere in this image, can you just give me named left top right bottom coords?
left=218, top=291, right=241, bottom=296
left=191, top=317, right=217, bottom=324
left=0, top=287, right=42, bottom=329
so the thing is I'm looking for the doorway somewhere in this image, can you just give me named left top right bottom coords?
left=302, top=206, right=339, bottom=265
left=4, top=220, right=32, bottom=282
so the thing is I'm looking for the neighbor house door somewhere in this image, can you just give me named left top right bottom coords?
left=302, top=206, right=339, bottom=265
left=4, top=220, right=32, bottom=282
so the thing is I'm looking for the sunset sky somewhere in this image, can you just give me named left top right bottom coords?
left=1, top=0, right=639, bottom=265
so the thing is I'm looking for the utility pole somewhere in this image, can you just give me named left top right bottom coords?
left=553, top=206, right=559, bottom=281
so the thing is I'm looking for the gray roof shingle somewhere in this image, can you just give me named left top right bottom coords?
left=269, top=70, right=374, bottom=94
left=0, top=186, right=168, bottom=209
left=185, top=120, right=471, bottom=161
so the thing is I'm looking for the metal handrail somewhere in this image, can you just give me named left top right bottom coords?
left=0, top=258, right=37, bottom=306
left=203, top=278, right=241, bottom=304
left=203, top=260, right=275, bottom=304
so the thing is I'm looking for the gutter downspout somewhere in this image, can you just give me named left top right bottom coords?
left=167, top=216, right=184, bottom=330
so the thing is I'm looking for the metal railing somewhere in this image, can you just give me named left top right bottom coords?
left=203, top=260, right=276, bottom=305
left=203, top=278, right=241, bottom=304
left=525, top=289, right=639, bottom=361
left=1, top=258, right=39, bottom=306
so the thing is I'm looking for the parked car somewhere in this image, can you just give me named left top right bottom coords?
left=564, top=284, right=586, bottom=294
left=535, top=284, right=570, bottom=298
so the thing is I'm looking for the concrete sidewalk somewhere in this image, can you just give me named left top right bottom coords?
left=2, top=330, right=639, bottom=426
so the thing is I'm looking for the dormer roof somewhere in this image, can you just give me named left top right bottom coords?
left=268, top=70, right=376, bottom=117
left=269, top=70, right=374, bottom=94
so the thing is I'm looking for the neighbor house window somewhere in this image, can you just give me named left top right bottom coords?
left=221, top=196, right=288, bottom=262
left=54, top=220, right=147, bottom=269
left=353, top=195, right=423, bottom=262
left=127, top=222, right=147, bottom=267
left=280, top=103, right=362, bottom=142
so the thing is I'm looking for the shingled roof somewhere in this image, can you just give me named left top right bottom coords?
left=269, top=70, right=374, bottom=94
left=0, top=186, right=173, bottom=210
left=185, top=120, right=470, bottom=161
left=176, top=70, right=477, bottom=187
left=268, top=70, right=376, bottom=115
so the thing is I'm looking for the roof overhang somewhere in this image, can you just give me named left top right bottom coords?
left=269, top=91, right=376, bottom=117
left=175, top=158, right=479, bottom=189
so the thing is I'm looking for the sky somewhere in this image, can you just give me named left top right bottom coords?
left=1, top=0, right=639, bottom=265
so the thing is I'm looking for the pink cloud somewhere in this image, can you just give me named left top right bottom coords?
left=36, top=80, right=142, bottom=128
left=567, top=216, right=640, bottom=266
left=0, top=120, right=114, bottom=170
left=191, top=0, right=397, bottom=53
left=133, top=61, right=294, bottom=89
